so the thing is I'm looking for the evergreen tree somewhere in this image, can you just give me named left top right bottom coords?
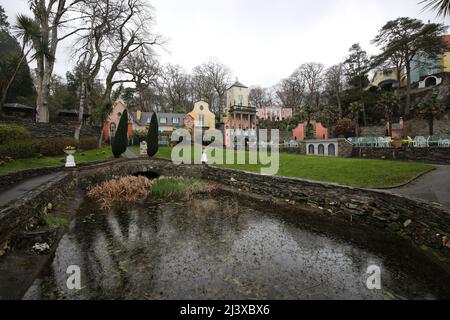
left=147, top=113, right=159, bottom=157
left=112, top=110, right=129, bottom=158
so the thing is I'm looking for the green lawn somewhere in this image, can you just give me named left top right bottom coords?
left=1, top=145, right=434, bottom=189
left=0, top=147, right=115, bottom=174
left=133, top=146, right=434, bottom=189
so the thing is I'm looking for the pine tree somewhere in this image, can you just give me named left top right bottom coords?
left=147, top=113, right=159, bottom=157
left=112, top=110, right=129, bottom=158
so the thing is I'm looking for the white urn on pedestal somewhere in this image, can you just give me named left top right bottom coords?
left=64, top=149, right=77, bottom=168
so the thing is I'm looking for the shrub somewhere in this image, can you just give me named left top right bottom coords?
left=334, top=118, right=355, bottom=138
left=112, top=110, right=129, bottom=158
left=0, top=140, right=39, bottom=159
left=0, top=124, right=31, bottom=144
left=37, top=137, right=98, bottom=157
left=79, top=137, right=98, bottom=151
left=147, top=113, right=159, bottom=157
left=38, top=138, right=77, bottom=157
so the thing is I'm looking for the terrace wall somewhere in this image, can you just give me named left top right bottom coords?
left=0, top=119, right=100, bottom=139
left=352, top=147, right=450, bottom=164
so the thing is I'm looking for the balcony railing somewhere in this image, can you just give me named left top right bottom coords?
left=230, top=129, right=257, bottom=137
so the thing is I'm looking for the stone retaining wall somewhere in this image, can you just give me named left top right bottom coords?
left=201, top=166, right=450, bottom=265
left=352, top=147, right=450, bottom=164
left=0, top=119, right=100, bottom=139
left=0, top=166, right=64, bottom=192
left=0, top=172, right=71, bottom=250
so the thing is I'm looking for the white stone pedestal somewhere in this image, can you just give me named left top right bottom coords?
left=64, top=150, right=76, bottom=168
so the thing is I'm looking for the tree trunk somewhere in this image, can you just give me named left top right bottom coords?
left=74, top=80, right=87, bottom=141
left=98, top=123, right=104, bottom=149
left=428, top=113, right=434, bottom=136
left=405, top=59, right=412, bottom=114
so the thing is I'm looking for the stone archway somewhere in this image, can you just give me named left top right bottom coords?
left=308, top=144, right=315, bottom=155
left=425, top=76, right=437, bottom=87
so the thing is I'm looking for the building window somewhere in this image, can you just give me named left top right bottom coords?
left=328, top=144, right=336, bottom=157
left=238, top=95, right=243, bottom=106
left=173, top=117, right=180, bottom=124
left=160, top=117, right=167, bottom=124
left=198, top=115, right=205, bottom=127
left=318, top=144, right=325, bottom=155
left=110, top=123, right=117, bottom=138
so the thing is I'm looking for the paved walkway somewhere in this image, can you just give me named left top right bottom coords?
left=0, top=150, right=138, bottom=208
left=0, top=172, right=65, bottom=208
left=124, top=148, right=138, bottom=159
left=389, top=165, right=450, bottom=210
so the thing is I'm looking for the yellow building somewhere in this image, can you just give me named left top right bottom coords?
left=370, top=68, right=407, bottom=90
left=185, top=101, right=216, bottom=141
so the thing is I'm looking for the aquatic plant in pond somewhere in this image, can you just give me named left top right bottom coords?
left=87, top=176, right=155, bottom=209
left=86, top=176, right=218, bottom=209
left=151, top=176, right=214, bottom=199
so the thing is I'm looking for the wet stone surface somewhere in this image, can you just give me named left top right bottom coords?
left=24, top=193, right=449, bottom=300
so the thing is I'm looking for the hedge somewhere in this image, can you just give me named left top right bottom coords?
left=38, top=137, right=98, bottom=157
left=0, top=140, right=39, bottom=159
left=0, top=124, right=31, bottom=144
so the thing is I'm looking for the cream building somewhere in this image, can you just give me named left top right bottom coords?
left=223, top=80, right=257, bottom=148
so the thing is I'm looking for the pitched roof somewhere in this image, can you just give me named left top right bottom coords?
left=229, top=80, right=248, bottom=89
left=4, top=103, right=35, bottom=111
left=130, top=111, right=185, bottom=126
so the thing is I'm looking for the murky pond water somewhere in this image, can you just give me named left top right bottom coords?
left=24, top=193, right=449, bottom=300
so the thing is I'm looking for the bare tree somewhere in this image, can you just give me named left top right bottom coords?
left=160, top=64, right=191, bottom=113
left=325, top=64, right=346, bottom=119
left=249, top=86, right=272, bottom=109
left=191, top=60, right=231, bottom=114
left=119, top=50, right=160, bottom=111
left=28, top=0, right=88, bottom=123
left=299, top=62, right=324, bottom=109
left=77, top=0, right=163, bottom=146
left=275, top=72, right=306, bottom=115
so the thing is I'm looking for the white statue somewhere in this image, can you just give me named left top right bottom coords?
left=201, top=151, right=208, bottom=164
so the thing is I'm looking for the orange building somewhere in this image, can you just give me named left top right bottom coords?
left=293, top=121, right=329, bottom=141
left=103, top=99, right=133, bottom=144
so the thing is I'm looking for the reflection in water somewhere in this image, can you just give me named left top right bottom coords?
left=24, top=194, right=447, bottom=300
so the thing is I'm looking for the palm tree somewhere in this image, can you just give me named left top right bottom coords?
left=0, top=14, right=46, bottom=113
left=378, top=91, right=400, bottom=137
left=421, top=0, right=450, bottom=17
left=418, top=89, right=447, bottom=136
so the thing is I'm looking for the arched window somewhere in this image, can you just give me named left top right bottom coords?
left=328, top=144, right=336, bottom=156
left=308, top=144, right=315, bottom=155
left=110, top=123, right=117, bottom=138
left=318, top=144, right=325, bottom=155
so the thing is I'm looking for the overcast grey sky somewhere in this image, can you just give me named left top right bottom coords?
left=1, top=0, right=448, bottom=87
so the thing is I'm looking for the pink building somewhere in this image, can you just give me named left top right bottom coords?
left=257, top=107, right=293, bottom=121
left=293, top=121, right=329, bottom=141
